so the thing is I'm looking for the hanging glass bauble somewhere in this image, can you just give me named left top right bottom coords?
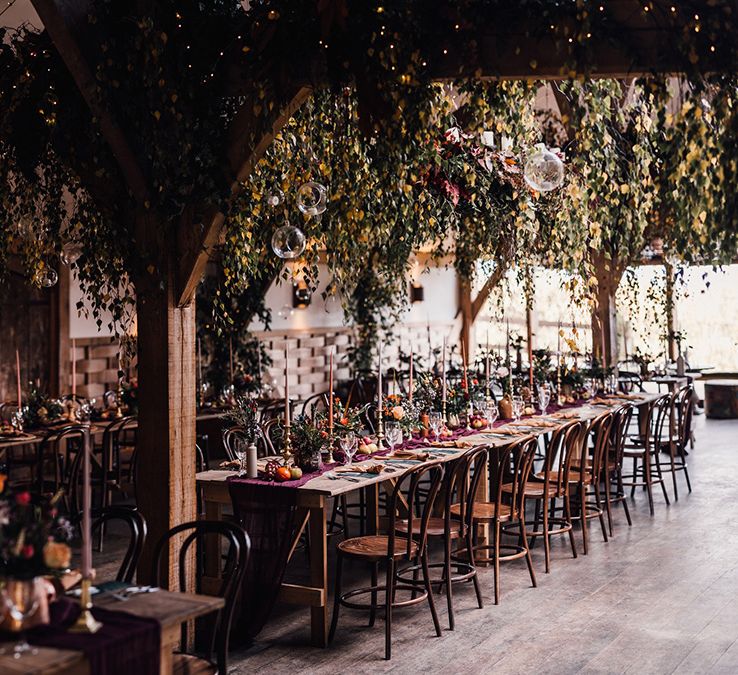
left=523, top=144, right=564, bottom=193
left=296, top=181, right=327, bottom=217
left=324, top=292, right=341, bottom=314
left=37, top=267, right=58, bottom=288
left=271, top=224, right=306, bottom=260
left=60, top=241, right=83, bottom=265
left=277, top=304, right=294, bottom=320
left=266, top=187, right=285, bottom=208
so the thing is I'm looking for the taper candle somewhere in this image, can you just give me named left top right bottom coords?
left=377, top=340, right=383, bottom=406
left=229, top=337, right=234, bottom=383
left=15, top=349, right=22, bottom=408
left=81, top=427, right=92, bottom=578
left=284, top=343, right=290, bottom=425
left=408, top=349, right=414, bottom=403
left=71, top=339, right=77, bottom=397
left=441, top=337, right=447, bottom=405
left=328, top=349, right=334, bottom=433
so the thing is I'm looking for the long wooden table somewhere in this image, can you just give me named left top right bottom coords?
left=197, top=393, right=658, bottom=648
left=0, top=589, right=224, bottom=674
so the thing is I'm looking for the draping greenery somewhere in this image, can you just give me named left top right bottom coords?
left=1, top=0, right=738, bottom=366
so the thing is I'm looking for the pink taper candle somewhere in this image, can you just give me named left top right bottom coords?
left=15, top=349, right=22, bottom=408
left=328, top=349, right=334, bottom=433
left=81, top=428, right=92, bottom=578
left=284, top=343, right=290, bottom=425
left=441, top=337, right=447, bottom=405
left=408, top=349, right=414, bottom=403
left=71, top=338, right=77, bottom=397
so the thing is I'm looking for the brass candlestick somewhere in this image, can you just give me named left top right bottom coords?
left=327, top=430, right=336, bottom=464
left=376, top=404, right=385, bottom=448
left=282, top=423, right=293, bottom=466
left=69, top=578, right=103, bottom=634
left=442, top=399, right=447, bottom=424
left=556, top=352, right=563, bottom=406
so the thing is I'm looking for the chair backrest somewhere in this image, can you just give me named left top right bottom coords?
left=609, top=404, right=634, bottom=468
left=91, top=506, right=147, bottom=582
left=492, top=436, right=538, bottom=521
left=538, top=420, right=582, bottom=495
left=300, top=391, right=329, bottom=418
left=649, top=393, right=673, bottom=451
left=40, top=424, right=88, bottom=490
left=453, top=445, right=490, bottom=532
left=258, top=400, right=290, bottom=424
left=586, top=412, right=615, bottom=484
left=100, top=416, right=137, bottom=478
left=386, top=463, right=444, bottom=559
left=151, top=520, right=250, bottom=674
left=674, top=385, right=695, bottom=451
left=223, top=425, right=272, bottom=461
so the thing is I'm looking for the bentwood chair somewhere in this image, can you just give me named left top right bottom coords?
left=223, top=424, right=273, bottom=461
left=151, top=520, right=250, bottom=675
left=453, top=436, right=538, bottom=605
left=396, top=449, right=484, bottom=630
left=517, top=421, right=582, bottom=573
left=329, top=463, right=444, bottom=660
left=622, top=394, right=671, bottom=515
left=38, top=424, right=88, bottom=501
left=91, top=506, right=147, bottom=583
left=661, top=386, right=694, bottom=500
left=603, top=404, right=635, bottom=535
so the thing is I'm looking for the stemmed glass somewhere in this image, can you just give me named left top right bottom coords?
left=484, top=403, right=499, bottom=428
left=340, top=431, right=357, bottom=465
left=384, top=422, right=402, bottom=452
left=428, top=411, right=443, bottom=442
left=511, top=395, right=524, bottom=422
left=1, top=580, right=39, bottom=658
left=233, top=435, right=248, bottom=476
left=537, top=383, right=551, bottom=415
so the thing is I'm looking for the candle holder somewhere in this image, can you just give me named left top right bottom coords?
left=282, top=423, right=293, bottom=466
left=442, top=399, right=447, bottom=424
left=326, top=430, right=335, bottom=464
left=114, top=384, right=124, bottom=419
left=556, top=353, right=563, bottom=406
left=69, top=578, right=103, bottom=634
left=376, top=405, right=385, bottom=448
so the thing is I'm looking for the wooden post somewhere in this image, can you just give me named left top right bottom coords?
left=665, top=262, right=676, bottom=361
left=135, top=251, right=197, bottom=586
left=458, top=275, right=473, bottom=362
left=590, top=252, right=622, bottom=367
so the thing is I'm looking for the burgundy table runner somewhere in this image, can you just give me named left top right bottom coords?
left=24, top=597, right=161, bottom=675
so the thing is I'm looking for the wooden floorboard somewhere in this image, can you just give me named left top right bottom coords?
left=91, top=413, right=738, bottom=674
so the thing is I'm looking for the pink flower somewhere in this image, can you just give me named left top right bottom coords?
left=22, top=544, right=34, bottom=559
left=15, top=492, right=31, bottom=506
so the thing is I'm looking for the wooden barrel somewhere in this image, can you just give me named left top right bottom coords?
left=704, top=379, right=738, bottom=419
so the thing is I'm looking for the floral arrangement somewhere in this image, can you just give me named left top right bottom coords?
left=289, top=415, right=326, bottom=471
left=532, top=349, right=554, bottom=385
left=314, top=400, right=364, bottom=435
left=222, top=395, right=261, bottom=445
left=120, top=378, right=138, bottom=414
left=0, top=480, right=73, bottom=580
left=411, top=372, right=470, bottom=416
left=381, top=394, right=420, bottom=435
left=21, top=387, right=64, bottom=429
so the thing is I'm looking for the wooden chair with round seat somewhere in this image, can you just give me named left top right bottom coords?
left=603, top=404, right=635, bottom=535
left=91, top=506, right=147, bottom=583
left=621, top=393, right=671, bottom=515
left=661, top=385, right=693, bottom=500
left=395, top=448, right=485, bottom=630
left=328, top=462, right=444, bottom=660
left=151, top=520, right=250, bottom=675
left=513, top=421, right=582, bottom=574
left=452, top=436, right=538, bottom=605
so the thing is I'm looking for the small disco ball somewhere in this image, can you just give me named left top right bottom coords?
left=37, top=267, right=59, bottom=288
left=271, top=224, right=306, bottom=260
left=296, top=181, right=327, bottom=216
left=523, top=144, right=564, bottom=193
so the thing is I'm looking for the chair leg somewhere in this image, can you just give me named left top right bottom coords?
left=564, top=493, right=577, bottom=559
left=467, top=529, right=483, bottom=609
left=421, top=554, right=442, bottom=637
left=328, top=553, right=344, bottom=644
left=603, top=472, right=614, bottom=537
left=630, top=456, right=638, bottom=497
left=520, top=517, right=537, bottom=589
left=444, top=535, right=454, bottom=630
left=385, top=558, right=395, bottom=660
left=542, top=497, right=551, bottom=573
left=643, top=454, right=655, bottom=515
left=340, top=495, right=350, bottom=539
left=617, top=469, right=632, bottom=526
left=684, top=462, right=692, bottom=493
left=369, top=562, right=378, bottom=627
left=493, top=520, right=501, bottom=605
left=669, top=446, right=679, bottom=501
left=653, top=450, right=670, bottom=506
left=594, top=483, right=608, bottom=543
left=579, top=485, right=589, bottom=555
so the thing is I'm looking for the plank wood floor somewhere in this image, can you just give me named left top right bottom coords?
left=94, top=414, right=738, bottom=674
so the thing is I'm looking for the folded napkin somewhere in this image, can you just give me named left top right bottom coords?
left=509, top=418, right=557, bottom=428
left=219, top=459, right=241, bottom=469
left=482, top=426, right=524, bottom=435
left=386, top=451, right=431, bottom=461
left=335, top=463, right=384, bottom=474
left=431, top=440, right=475, bottom=449
left=610, top=393, right=643, bottom=401
left=591, top=398, right=620, bottom=406
left=550, top=410, right=580, bottom=419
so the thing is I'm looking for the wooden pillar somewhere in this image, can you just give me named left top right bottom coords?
left=665, top=263, right=676, bottom=361
left=135, top=261, right=197, bottom=586
left=590, top=253, right=621, bottom=368
left=53, top=265, right=71, bottom=397
left=458, top=275, right=473, bottom=360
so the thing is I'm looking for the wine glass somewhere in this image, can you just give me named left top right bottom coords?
left=2, top=579, right=39, bottom=658
left=385, top=422, right=402, bottom=452
left=511, top=395, right=524, bottom=422
left=428, top=411, right=443, bottom=442
left=233, top=435, right=248, bottom=475
left=340, top=431, right=356, bottom=465
left=537, top=383, right=551, bottom=415
left=484, top=403, right=499, bottom=428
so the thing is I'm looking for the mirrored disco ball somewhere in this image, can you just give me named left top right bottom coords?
left=296, top=181, right=327, bottom=216
left=271, top=224, right=307, bottom=259
left=523, top=144, right=564, bottom=193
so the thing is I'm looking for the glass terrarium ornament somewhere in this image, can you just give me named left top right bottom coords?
left=296, top=181, right=327, bottom=218
left=277, top=304, right=294, bottom=320
left=61, top=241, right=83, bottom=265
left=36, top=266, right=59, bottom=288
left=324, top=290, right=341, bottom=314
left=271, top=223, right=306, bottom=260
left=266, top=187, right=285, bottom=208
left=523, top=143, right=564, bottom=193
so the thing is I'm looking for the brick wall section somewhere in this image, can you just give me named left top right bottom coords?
left=71, top=337, right=134, bottom=400
left=254, top=321, right=455, bottom=401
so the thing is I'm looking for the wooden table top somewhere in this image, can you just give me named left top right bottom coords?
left=0, top=590, right=224, bottom=674
left=197, top=393, right=658, bottom=499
